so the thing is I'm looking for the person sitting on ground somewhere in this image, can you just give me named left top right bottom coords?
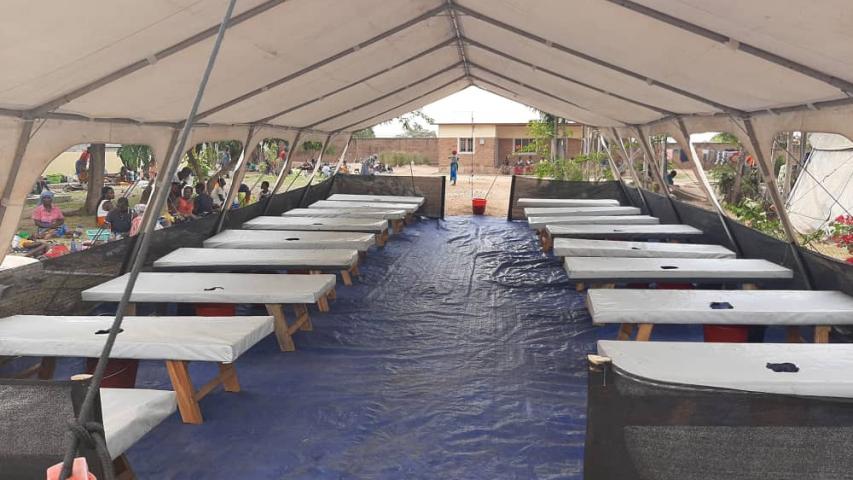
left=339, top=161, right=349, bottom=174
left=193, top=182, right=214, bottom=216
left=106, top=197, right=132, bottom=238
left=32, top=190, right=66, bottom=239
left=259, top=181, right=271, bottom=200
left=666, top=170, right=677, bottom=185
left=211, top=177, right=227, bottom=209
left=96, top=186, right=115, bottom=227
left=177, top=185, right=195, bottom=218
left=175, top=166, right=193, bottom=187
left=237, top=183, right=251, bottom=207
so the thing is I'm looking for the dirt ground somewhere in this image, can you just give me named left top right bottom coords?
left=387, top=165, right=512, bottom=216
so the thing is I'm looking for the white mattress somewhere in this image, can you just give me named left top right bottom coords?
left=243, top=216, right=388, bottom=233
left=102, top=388, right=176, bottom=458
left=587, top=289, right=853, bottom=325
left=565, top=257, right=792, bottom=281
left=204, top=229, right=375, bottom=252
left=517, top=198, right=620, bottom=207
left=524, top=206, right=641, bottom=217
left=309, top=200, right=418, bottom=213
left=0, top=315, right=273, bottom=362
left=553, top=238, right=736, bottom=258
left=155, top=248, right=358, bottom=271
left=282, top=208, right=406, bottom=220
left=528, top=215, right=658, bottom=229
left=547, top=223, right=703, bottom=239
left=597, top=340, right=853, bottom=398
left=82, top=272, right=336, bottom=304
left=326, top=193, right=424, bottom=206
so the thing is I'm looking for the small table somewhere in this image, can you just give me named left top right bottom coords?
left=154, top=248, right=360, bottom=285
left=553, top=238, right=736, bottom=259
left=0, top=314, right=272, bottom=424
left=204, top=229, right=376, bottom=253
left=588, top=289, right=853, bottom=342
left=543, top=223, right=703, bottom=251
left=82, top=272, right=335, bottom=353
left=243, top=216, right=390, bottom=246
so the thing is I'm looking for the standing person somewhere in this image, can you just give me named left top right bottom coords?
left=75, top=147, right=90, bottom=183
left=32, top=190, right=66, bottom=239
left=322, top=164, right=331, bottom=178
left=96, top=186, right=115, bottom=227
left=449, top=149, right=460, bottom=186
left=193, top=182, right=214, bottom=216
left=106, top=197, right=132, bottom=238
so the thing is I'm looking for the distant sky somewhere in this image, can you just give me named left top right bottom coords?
left=372, top=86, right=538, bottom=137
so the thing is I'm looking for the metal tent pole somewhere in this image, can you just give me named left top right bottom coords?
left=599, top=136, right=633, bottom=208
left=610, top=128, right=650, bottom=214
left=214, top=126, right=258, bottom=233
left=58, top=1, right=239, bottom=477
left=634, top=125, right=684, bottom=223
left=298, top=133, right=334, bottom=207
left=262, top=130, right=302, bottom=215
left=332, top=134, right=353, bottom=175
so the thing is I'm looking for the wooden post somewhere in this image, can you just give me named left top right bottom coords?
left=165, top=360, right=203, bottom=424
left=85, top=143, right=106, bottom=214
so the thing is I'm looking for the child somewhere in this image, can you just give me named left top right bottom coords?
left=177, top=185, right=195, bottom=217
left=193, top=182, right=214, bottom=215
left=449, top=150, right=460, bottom=186
left=259, top=181, right=271, bottom=200
left=96, top=186, right=115, bottom=226
left=106, top=197, right=132, bottom=237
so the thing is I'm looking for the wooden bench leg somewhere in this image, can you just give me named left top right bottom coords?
left=351, top=263, right=360, bottom=276
left=814, top=325, right=831, bottom=343
left=358, top=251, right=367, bottom=262
left=575, top=282, right=586, bottom=292
left=113, top=454, right=136, bottom=480
left=405, top=214, right=413, bottom=225
left=635, top=323, right=654, bottom=341
left=392, top=219, right=403, bottom=233
left=218, top=363, right=241, bottom=392
left=340, top=269, right=353, bottom=286
left=317, top=295, right=330, bottom=312
left=617, top=323, right=634, bottom=340
left=376, top=232, right=387, bottom=247
left=293, top=304, right=312, bottom=332
left=265, top=303, right=296, bottom=352
left=786, top=326, right=805, bottom=343
left=542, top=232, right=553, bottom=252
left=37, top=357, right=57, bottom=379
left=165, top=360, right=203, bottom=424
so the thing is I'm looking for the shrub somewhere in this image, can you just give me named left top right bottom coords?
left=378, top=151, right=432, bottom=167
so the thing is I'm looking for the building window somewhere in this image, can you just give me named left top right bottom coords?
left=514, top=138, right=534, bottom=154
left=458, top=137, right=474, bottom=154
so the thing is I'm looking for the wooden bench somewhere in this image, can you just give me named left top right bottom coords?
left=1, top=314, right=272, bottom=424
left=243, top=216, right=390, bottom=246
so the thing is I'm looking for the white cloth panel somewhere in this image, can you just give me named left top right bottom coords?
left=154, top=248, right=358, bottom=270
left=243, top=216, right=388, bottom=233
left=204, top=229, right=376, bottom=251
left=553, top=238, right=735, bottom=258
left=564, top=257, right=792, bottom=280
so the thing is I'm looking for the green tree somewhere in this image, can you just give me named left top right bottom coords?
left=711, top=132, right=741, bottom=146
left=116, top=144, right=152, bottom=173
left=352, top=128, right=375, bottom=139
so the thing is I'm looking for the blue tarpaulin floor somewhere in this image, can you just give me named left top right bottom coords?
left=113, top=216, right=704, bottom=479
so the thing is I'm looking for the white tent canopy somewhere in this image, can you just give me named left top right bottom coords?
left=3, top=0, right=853, bottom=254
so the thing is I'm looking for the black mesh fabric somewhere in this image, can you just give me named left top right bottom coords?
left=585, top=362, right=853, bottom=479
left=329, top=174, right=444, bottom=218
left=507, top=176, right=628, bottom=220
left=0, top=378, right=105, bottom=479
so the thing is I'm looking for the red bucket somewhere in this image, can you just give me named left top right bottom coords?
left=195, top=303, right=237, bottom=316
left=472, top=198, right=487, bottom=215
left=85, top=358, right=139, bottom=388
left=703, top=325, right=749, bottom=343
